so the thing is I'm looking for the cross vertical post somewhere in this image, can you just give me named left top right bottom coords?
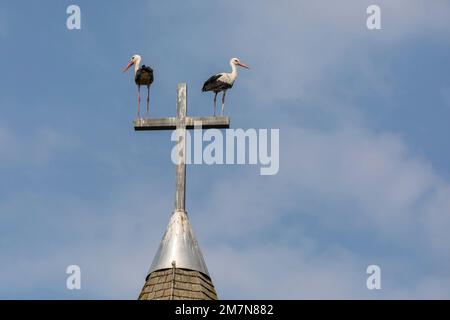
left=175, top=83, right=187, bottom=211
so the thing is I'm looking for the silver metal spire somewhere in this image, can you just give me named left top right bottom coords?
left=148, top=209, right=210, bottom=276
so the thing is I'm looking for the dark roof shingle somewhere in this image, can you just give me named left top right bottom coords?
left=139, top=268, right=218, bottom=300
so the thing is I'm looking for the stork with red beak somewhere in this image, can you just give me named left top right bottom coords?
left=123, top=54, right=154, bottom=118
left=202, top=58, right=250, bottom=116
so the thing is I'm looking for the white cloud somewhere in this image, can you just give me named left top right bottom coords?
left=216, top=0, right=450, bottom=106
left=2, top=120, right=449, bottom=298
left=206, top=244, right=366, bottom=299
left=190, top=121, right=450, bottom=298
left=200, top=122, right=450, bottom=246
left=205, top=242, right=450, bottom=299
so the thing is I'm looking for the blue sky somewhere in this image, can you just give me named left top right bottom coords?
left=1, top=0, right=450, bottom=299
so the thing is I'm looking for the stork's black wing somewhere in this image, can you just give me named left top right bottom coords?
left=202, top=74, right=231, bottom=92
left=141, top=65, right=153, bottom=74
left=135, top=65, right=154, bottom=86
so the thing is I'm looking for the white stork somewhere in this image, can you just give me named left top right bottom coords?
left=202, top=58, right=250, bottom=116
left=123, top=54, right=154, bottom=118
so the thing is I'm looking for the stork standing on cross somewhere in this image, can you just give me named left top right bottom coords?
left=202, top=58, right=250, bottom=116
left=123, top=54, right=154, bottom=119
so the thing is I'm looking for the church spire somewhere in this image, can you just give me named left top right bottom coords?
left=137, top=84, right=226, bottom=300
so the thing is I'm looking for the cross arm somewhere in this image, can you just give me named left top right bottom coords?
left=134, top=116, right=230, bottom=131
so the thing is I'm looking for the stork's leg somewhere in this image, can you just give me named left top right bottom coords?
left=146, top=85, right=150, bottom=117
left=213, top=92, right=218, bottom=116
left=137, top=85, right=141, bottom=118
left=221, top=90, right=227, bottom=116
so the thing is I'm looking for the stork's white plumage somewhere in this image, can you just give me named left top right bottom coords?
left=202, top=58, right=249, bottom=116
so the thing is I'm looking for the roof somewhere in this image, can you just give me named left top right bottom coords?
left=139, top=268, right=218, bottom=300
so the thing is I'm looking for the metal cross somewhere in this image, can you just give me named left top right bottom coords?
left=134, top=83, right=230, bottom=212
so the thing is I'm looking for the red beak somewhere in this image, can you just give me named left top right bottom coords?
left=122, top=61, right=134, bottom=73
left=237, top=62, right=250, bottom=69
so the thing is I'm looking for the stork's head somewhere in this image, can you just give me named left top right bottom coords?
left=122, top=54, right=142, bottom=73
left=231, top=57, right=250, bottom=69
